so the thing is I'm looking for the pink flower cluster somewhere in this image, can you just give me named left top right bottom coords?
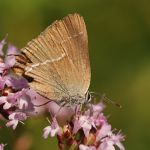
left=43, top=103, right=125, bottom=150
left=0, top=39, right=125, bottom=150
left=0, top=39, right=35, bottom=130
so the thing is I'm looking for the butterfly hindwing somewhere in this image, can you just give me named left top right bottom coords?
left=14, top=13, right=91, bottom=101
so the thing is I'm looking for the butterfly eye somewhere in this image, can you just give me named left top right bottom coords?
left=85, top=92, right=91, bottom=103
left=88, top=93, right=91, bottom=102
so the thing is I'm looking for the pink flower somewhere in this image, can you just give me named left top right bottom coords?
left=43, top=102, right=125, bottom=150
left=0, top=42, right=18, bottom=74
left=6, top=44, right=18, bottom=56
left=6, top=112, right=27, bottom=129
left=0, top=39, right=6, bottom=56
left=6, top=76, right=28, bottom=90
left=96, top=123, right=112, bottom=141
left=15, top=89, right=35, bottom=111
left=0, top=96, right=12, bottom=109
left=99, top=132, right=125, bottom=150
left=5, top=44, right=18, bottom=66
left=0, top=76, right=5, bottom=90
left=0, top=76, right=13, bottom=90
left=0, top=88, right=34, bottom=112
left=0, top=41, right=35, bottom=125
left=0, top=144, right=6, bottom=150
left=73, top=115, right=95, bottom=137
left=91, top=102, right=105, bottom=116
left=43, top=117, right=60, bottom=138
left=79, top=144, right=96, bottom=150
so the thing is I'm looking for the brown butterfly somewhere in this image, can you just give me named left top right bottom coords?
left=13, top=13, right=91, bottom=107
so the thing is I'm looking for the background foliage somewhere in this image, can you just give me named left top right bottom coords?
left=0, top=0, right=150, bottom=149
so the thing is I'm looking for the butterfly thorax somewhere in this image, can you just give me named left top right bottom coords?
left=58, top=92, right=91, bottom=107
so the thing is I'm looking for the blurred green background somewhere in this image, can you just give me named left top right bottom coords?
left=0, top=0, right=150, bottom=149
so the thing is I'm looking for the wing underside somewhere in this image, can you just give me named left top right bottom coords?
left=14, top=13, right=91, bottom=101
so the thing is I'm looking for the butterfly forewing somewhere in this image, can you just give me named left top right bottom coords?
left=15, top=13, right=91, bottom=102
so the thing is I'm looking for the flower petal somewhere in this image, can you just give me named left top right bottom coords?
left=79, top=144, right=96, bottom=150
left=0, top=143, right=6, bottom=150
left=0, top=39, right=6, bottom=56
left=43, top=126, right=52, bottom=139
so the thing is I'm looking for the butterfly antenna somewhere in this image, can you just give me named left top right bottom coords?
left=103, top=94, right=122, bottom=108
left=90, top=92, right=122, bottom=108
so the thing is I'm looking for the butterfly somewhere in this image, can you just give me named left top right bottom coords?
left=13, top=13, right=91, bottom=107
